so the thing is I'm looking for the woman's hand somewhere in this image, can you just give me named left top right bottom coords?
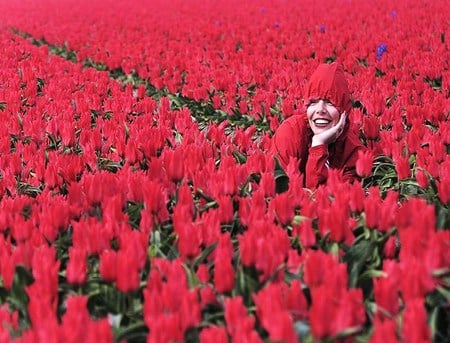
left=311, top=112, right=347, bottom=147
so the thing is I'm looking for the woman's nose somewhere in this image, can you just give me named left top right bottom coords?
left=315, top=100, right=326, bottom=113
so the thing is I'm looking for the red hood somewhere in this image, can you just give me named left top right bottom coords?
left=304, top=62, right=352, bottom=115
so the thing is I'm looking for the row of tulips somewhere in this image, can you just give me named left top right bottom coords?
left=0, top=1, right=448, bottom=343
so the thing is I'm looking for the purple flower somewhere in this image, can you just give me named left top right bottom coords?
left=391, top=11, right=397, bottom=18
left=259, top=7, right=266, bottom=13
left=274, top=21, right=280, bottom=28
left=319, top=25, right=326, bottom=33
left=376, top=43, right=387, bottom=61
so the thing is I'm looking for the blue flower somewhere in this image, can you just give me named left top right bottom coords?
left=391, top=11, right=397, bottom=18
left=319, top=25, right=326, bottom=33
left=376, top=43, right=387, bottom=61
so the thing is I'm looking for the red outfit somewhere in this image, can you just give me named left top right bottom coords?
left=271, top=63, right=366, bottom=189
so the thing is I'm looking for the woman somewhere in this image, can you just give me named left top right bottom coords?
left=271, top=62, right=366, bottom=190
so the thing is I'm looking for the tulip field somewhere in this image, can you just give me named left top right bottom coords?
left=0, top=0, right=449, bottom=342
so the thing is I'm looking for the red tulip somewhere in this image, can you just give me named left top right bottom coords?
left=268, top=192, right=296, bottom=226
left=60, top=296, right=90, bottom=343
left=318, top=201, right=355, bottom=245
left=72, top=217, right=113, bottom=255
left=292, top=218, right=316, bottom=248
left=284, top=280, right=308, bottom=321
left=356, top=149, right=375, bottom=178
left=373, top=276, right=400, bottom=319
left=258, top=171, right=276, bottom=197
left=348, top=181, right=365, bottom=212
left=196, top=210, right=222, bottom=247
left=401, top=299, right=431, bottom=343
left=370, top=317, right=398, bottom=343
left=10, top=216, right=34, bottom=242
left=362, top=115, right=380, bottom=141
left=31, top=246, right=60, bottom=300
left=309, top=285, right=365, bottom=339
left=393, top=154, right=410, bottom=180
left=0, top=305, right=18, bottom=336
left=415, top=169, right=429, bottom=188
left=239, top=220, right=290, bottom=282
left=144, top=259, right=201, bottom=342
left=213, top=233, right=235, bottom=293
left=175, top=218, right=202, bottom=260
left=437, top=179, right=449, bottom=204
left=118, top=228, right=149, bottom=269
left=86, top=318, right=114, bottom=343
left=198, top=286, right=217, bottom=308
left=199, top=326, right=228, bottom=343
left=238, top=189, right=266, bottom=228
left=399, top=259, right=435, bottom=303
left=66, top=247, right=87, bottom=285
left=224, top=296, right=257, bottom=339
left=304, top=250, right=346, bottom=290
left=253, top=284, right=297, bottom=343
left=115, top=248, right=140, bottom=293
left=0, top=249, right=15, bottom=290
left=162, top=148, right=185, bottom=183
left=99, top=249, right=117, bottom=282
left=142, top=180, right=170, bottom=224
left=383, top=235, right=398, bottom=259
left=216, top=195, right=234, bottom=224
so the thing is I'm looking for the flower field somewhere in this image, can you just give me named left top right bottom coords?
left=0, top=0, right=448, bottom=342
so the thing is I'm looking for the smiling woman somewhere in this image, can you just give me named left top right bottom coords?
left=270, top=62, right=367, bottom=190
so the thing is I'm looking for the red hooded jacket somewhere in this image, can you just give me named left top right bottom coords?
left=271, top=63, right=366, bottom=189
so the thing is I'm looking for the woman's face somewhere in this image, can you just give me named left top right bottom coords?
left=306, top=99, right=341, bottom=135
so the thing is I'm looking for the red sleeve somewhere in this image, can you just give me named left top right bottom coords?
left=305, top=144, right=329, bottom=189
left=341, top=145, right=366, bottom=183
left=270, top=118, right=301, bottom=171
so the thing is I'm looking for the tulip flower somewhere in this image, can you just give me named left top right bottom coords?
left=66, top=247, right=87, bottom=285
left=356, top=149, right=375, bottom=178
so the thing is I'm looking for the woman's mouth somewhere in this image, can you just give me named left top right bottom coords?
left=313, top=118, right=332, bottom=127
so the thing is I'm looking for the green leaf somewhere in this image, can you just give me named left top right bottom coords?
left=192, top=242, right=217, bottom=269
left=436, top=286, right=450, bottom=302
left=174, top=130, right=183, bottom=143
left=148, top=230, right=164, bottom=258
left=430, top=306, right=439, bottom=341
left=200, top=200, right=218, bottom=213
left=436, top=204, right=449, bottom=229
left=344, top=239, right=377, bottom=288
left=432, top=268, right=450, bottom=278
left=235, top=265, right=260, bottom=305
left=358, top=269, right=386, bottom=282
left=329, top=242, right=339, bottom=256
left=114, top=321, right=148, bottom=343
left=336, top=325, right=363, bottom=339
left=125, top=201, right=144, bottom=229
left=183, top=264, right=200, bottom=288
left=232, top=150, right=247, bottom=164
left=292, top=215, right=309, bottom=226
left=274, top=167, right=287, bottom=180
